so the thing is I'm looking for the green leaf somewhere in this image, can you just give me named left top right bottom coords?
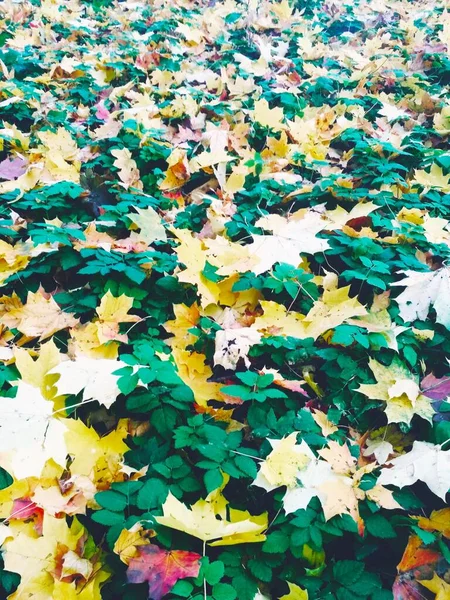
left=136, top=478, right=168, bottom=510
left=212, top=583, right=237, bottom=600
left=248, top=559, right=272, bottom=582
left=171, top=580, right=194, bottom=597
left=91, top=510, right=125, bottom=526
left=95, top=490, right=128, bottom=512
left=333, top=561, right=365, bottom=586
left=365, top=514, right=396, bottom=539
left=231, top=575, right=257, bottom=600
left=204, top=561, right=225, bottom=585
left=263, top=531, right=289, bottom=554
left=204, top=469, right=224, bottom=494
left=234, top=455, right=257, bottom=479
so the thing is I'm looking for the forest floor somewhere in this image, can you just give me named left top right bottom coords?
left=0, top=0, right=450, bottom=599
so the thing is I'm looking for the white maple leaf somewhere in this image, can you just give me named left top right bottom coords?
left=363, top=439, right=393, bottom=465
left=50, top=356, right=127, bottom=408
left=247, top=209, right=329, bottom=275
left=283, top=459, right=336, bottom=514
left=213, top=328, right=262, bottom=370
left=0, top=382, right=67, bottom=479
left=378, top=441, right=450, bottom=500
left=392, top=267, right=450, bottom=328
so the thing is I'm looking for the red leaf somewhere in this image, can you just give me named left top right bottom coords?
left=127, top=545, right=201, bottom=600
left=393, top=535, right=441, bottom=600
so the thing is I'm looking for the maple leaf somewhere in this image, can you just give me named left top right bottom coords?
left=253, top=433, right=313, bottom=490
left=213, top=327, right=262, bottom=370
left=13, top=338, right=60, bottom=397
left=2, top=514, right=110, bottom=600
left=252, top=99, right=286, bottom=131
left=278, top=440, right=400, bottom=526
left=378, top=441, right=450, bottom=500
left=37, top=127, right=80, bottom=184
left=416, top=508, right=450, bottom=539
left=63, top=417, right=130, bottom=485
left=111, top=148, right=143, bottom=190
left=253, top=286, right=366, bottom=341
left=156, top=480, right=268, bottom=545
left=113, top=524, right=155, bottom=564
left=412, top=163, right=450, bottom=191
left=128, top=206, right=167, bottom=245
left=2, top=289, right=79, bottom=340
left=0, top=156, right=27, bottom=180
left=311, top=410, right=338, bottom=437
left=252, top=301, right=307, bottom=338
left=171, top=347, right=224, bottom=407
left=302, top=285, right=367, bottom=339
left=0, top=382, right=67, bottom=479
left=50, top=355, right=127, bottom=408
left=127, top=545, right=201, bottom=600
left=94, top=290, right=140, bottom=344
left=419, top=573, right=450, bottom=600
left=363, top=438, right=394, bottom=465
left=246, top=209, right=329, bottom=275
left=393, top=535, right=441, bottom=600
left=279, top=581, right=309, bottom=600
left=172, top=228, right=221, bottom=307
left=392, top=267, right=450, bottom=328
left=357, top=358, right=434, bottom=424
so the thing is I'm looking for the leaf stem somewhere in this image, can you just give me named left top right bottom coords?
left=203, top=540, right=207, bottom=600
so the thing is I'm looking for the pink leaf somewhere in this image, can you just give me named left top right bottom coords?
left=0, top=156, right=27, bottom=180
left=127, top=545, right=201, bottom=600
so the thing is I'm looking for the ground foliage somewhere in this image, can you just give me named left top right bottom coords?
left=0, top=0, right=450, bottom=598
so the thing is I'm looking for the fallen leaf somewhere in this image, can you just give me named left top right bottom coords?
left=127, top=545, right=201, bottom=600
left=113, top=524, right=155, bottom=564
left=357, top=358, right=434, bottom=424
left=50, top=356, right=127, bottom=408
left=378, top=441, right=450, bottom=500
left=156, top=481, right=268, bottom=545
left=2, top=289, right=79, bottom=340
left=392, top=267, right=450, bottom=329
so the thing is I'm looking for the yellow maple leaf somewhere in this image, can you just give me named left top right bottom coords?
left=279, top=582, right=308, bottom=600
left=113, top=524, right=155, bottom=564
left=3, top=514, right=109, bottom=600
left=95, top=290, right=140, bottom=343
left=0, top=240, right=31, bottom=286
left=156, top=477, right=267, bottom=545
left=14, top=339, right=60, bottom=398
left=311, top=410, right=338, bottom=437
left=253, top=301, right=307, bottom=338
left=38, top=127, right=80, bottom=184
left=259, top=433, right=311, bottom=488
left=171, top=347, right=224, bottom=407
left=69, top=291, right=139, bottom=357
left=164, top=302, right=201, bottom=349
left=69, top=322, right=120, bottom=359
left=111, top=148, right=143, bottom=190
left=159, top=148, right=190, bottom=190
left=357, top=358, right=434, bottom=425
left=419, top=573, right=450, bottom=600
left=2, top=289, right=79, bottom=340
left=412, top=163, right=450, bottom=192
left=127, top=206, right=167, bottom=245
left=416, top=508, right=450, bottom=539
left=302, top=286, right=367, bottom=340
left=63, top=418, right=130, bottom=488
left=172, top=228, right=221, bottom=307
left=252, top=99, right=286, bottom=131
